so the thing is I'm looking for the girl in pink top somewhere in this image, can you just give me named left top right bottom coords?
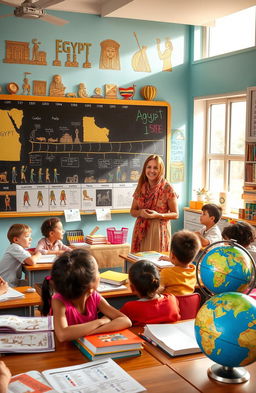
left=41, top=249, right=131, bottom=342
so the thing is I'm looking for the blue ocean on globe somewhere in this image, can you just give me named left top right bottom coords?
left=194, top=292, right=256, bottom=368
left=200, top=245, right=253, bottom=294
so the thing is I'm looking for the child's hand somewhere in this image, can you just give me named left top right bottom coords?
left=0, top=361, right=11, bottom=391
left=159, top=255, right=170, bottom=261
left=0, top=278, right=8, bottom=295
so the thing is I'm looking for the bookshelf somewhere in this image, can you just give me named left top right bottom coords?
left=243, top=87, right=256, bottom=221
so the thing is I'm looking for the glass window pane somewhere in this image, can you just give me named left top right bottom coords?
left=229, top=101, right=246, bottom=154
left=209, top=160, right=224, bottom=191
left=229, top=161, right=245, bottom=209
left=208, top=7, right=256, bottom=57
left=209, top=104, right=225, bottom=154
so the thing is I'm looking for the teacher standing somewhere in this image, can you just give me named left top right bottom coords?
left=130, top=155, right=179, bottom=253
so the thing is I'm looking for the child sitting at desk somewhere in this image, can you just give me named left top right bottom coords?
left=0, top=224, right=41, bottom=287
left=35, top=217, right=72, bottom=256
left=222, top=221, right=256, bottom=261
left=159, top=230, right=201, bottom=295
left=41, top=249, right=131, bottom=342
left=120, top=260, right=180, bottom=326
left=194, top=203, right=222, bottom=247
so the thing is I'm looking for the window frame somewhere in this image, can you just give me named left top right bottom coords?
left=205, top=97, right=246, bottom=195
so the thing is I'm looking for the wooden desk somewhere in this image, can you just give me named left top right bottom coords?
left=2, top=338, right=199, bottom=393
left=0, top=287, right=41, bottom=317
left=23, top=263, right=53, bottom=286
left=102, top=285, right=138, bottom=308
left=2, top=335, right=161, bottom=374
left=88, top=243, right=131, bottom=269
left=169, top=357, right=256, bottom=393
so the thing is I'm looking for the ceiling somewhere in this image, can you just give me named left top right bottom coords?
left=1, top=0, right=256, bottom=26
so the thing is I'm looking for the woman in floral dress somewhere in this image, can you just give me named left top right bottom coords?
left=130, top=155, right=179, bottom=253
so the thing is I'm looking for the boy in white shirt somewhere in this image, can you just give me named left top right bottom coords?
left=195, top=203, right=222, bottom=247
left=0, top=224, right=41, bottom=287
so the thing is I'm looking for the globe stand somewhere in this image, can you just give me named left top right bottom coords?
left=208, top=364, right=250, bottom=384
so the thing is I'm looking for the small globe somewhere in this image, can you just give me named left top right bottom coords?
left=198, top=243, right=254, bottom=295
left=194, top=292, right=256, bottom=368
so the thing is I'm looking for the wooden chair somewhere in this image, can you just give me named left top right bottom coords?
left=176, top=293, right=201, bottom=320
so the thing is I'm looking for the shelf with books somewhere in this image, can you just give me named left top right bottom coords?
left=243, top=86, right=256, bottom=222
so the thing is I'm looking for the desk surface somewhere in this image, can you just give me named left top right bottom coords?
left=2, top=335, right=160, bottom=375
left=23, top=263, right=53, bottom=271
left=169, top=357, right=256, bottom=393
left=0, top=286, right=41, bottom=310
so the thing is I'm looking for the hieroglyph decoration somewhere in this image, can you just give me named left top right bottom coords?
left=3, top=39, right=47, bottom=65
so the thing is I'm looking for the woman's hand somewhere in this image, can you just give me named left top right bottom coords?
left=141, top=209, right=161, bottom=219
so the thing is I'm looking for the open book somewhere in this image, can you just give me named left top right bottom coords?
left=0, top=315, right=54, bottom=353
left=142, top=319, right=201, bottom=357
left=0, top=287, right=24, bottom=302
left=127, top=251, right=173, bottom=268
left=97, top=282, right=127, bottom=292
left=37, top=254, right=56, bottom=264
left=8, top=359, right=145, bottom=393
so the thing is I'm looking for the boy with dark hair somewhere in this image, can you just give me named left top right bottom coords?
left=195, top=203, right=222, bottom=247
left=0, top=224, right=41, bottom=287
left=159, top=230, right=201, bottom=295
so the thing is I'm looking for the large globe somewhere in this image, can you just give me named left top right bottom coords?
left=194, top=292, right=256, bottom=368
left=198, top=244, right=254, bottom=294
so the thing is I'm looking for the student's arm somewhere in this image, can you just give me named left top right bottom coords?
left=0, top=361, right=11, bottom=393
left=89, top=297, right=132, bottom=334
left=0, top=277, right=8, bottom=295
left=24, top=251, right=41, bottom=266
left=194, top=232, right=210, bottom=247
left=52, top=298, right=111, bottom=342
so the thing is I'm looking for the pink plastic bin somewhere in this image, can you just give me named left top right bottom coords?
left=107, top=227, right=128, bottom=244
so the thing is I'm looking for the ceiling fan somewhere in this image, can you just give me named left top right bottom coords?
left=0, top=0, right=69, bottom=25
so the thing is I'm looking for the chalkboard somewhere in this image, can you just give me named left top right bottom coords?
left=0, top=95, right=170, bottom=214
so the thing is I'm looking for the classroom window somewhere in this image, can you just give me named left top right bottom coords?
left=192, top=95, right=246, bottom=212
left=194, top=6, right=256, bottom=60
left=206, top=98, right=246, bottom=210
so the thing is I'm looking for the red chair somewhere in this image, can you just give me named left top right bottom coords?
left=176, top=293, right=201, bottom=320
left=249, top=288, right=256, bottom=300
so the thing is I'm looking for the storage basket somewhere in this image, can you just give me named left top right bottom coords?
left=106, top=227, right=128, bottom=244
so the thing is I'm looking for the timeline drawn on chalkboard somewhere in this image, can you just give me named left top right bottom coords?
left=0, top=96, right=170, bottom=213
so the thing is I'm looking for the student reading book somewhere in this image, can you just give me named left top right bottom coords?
left=73, top=329, right=143, bottom=361
left=142, top=319, right=201, bottom=357
left=41, top=249, right=131, bottom=342
left=0, top=315, right=54, bottom=353
left=8, top=358, right=145, bottom=393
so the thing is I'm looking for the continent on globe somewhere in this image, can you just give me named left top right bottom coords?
left=83, top=117, right=109, bottom=142
left=195, top=292, right=256, bottom=368
left=199, top=245, right=254, bottom=294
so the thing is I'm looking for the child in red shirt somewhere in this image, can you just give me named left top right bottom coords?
left=120, top=260, right=180, bottom=326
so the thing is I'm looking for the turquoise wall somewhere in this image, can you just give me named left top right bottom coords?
left=0, top=6, right=190, bottom=257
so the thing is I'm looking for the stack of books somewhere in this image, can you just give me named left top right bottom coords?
left=127, top=251, right=173, bottom=268
left=100, top=270, right=128, bottom=285
left=73, top=329, right=144, bottom=361
left=0, top=315, right=55, bottom=353
left=85, top=234, right=108, bottom=245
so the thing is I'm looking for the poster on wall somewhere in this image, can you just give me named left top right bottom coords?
left=170, top=129, right=185, bottom=183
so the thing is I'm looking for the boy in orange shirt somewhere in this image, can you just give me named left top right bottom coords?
left=159, top=230, right=201, bottom=295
